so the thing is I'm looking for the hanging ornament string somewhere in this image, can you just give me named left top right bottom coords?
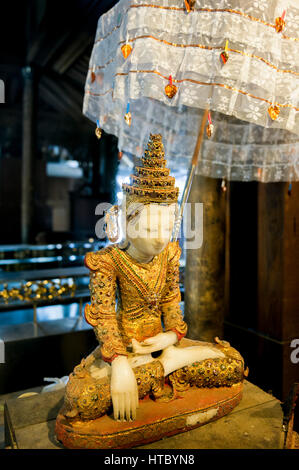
left=220, top=40, right=229, bottom=65
left=275, top=10, right=286, bottom=33
left=206, top=111, right=214, bottom=138
left=124, top=102, right=132, bottom=126
left=95, top=119, right=102, bottom=139
left=165, top=75, right=178, bottom=98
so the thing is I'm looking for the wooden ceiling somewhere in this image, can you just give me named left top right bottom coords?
left=0, top=0, right=119, bottom=151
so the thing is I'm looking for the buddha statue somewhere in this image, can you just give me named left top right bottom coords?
left=56, top=134, right=247, bottom=448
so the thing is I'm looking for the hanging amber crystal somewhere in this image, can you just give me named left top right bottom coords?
left=206, top=123, right=214, bottom=138
left=275, top=17, right=285, bottom=33
left=165, top=76, right=178, bottom=99
left=221, top=179, right=227, bottom=192
left=165, top=83, right=177, bottom=98
left=124, top=111, right=132, bottom=126
left=220, top=51, right=229, bottom=65
left=268, top=105, right=280, bottom=121
left=90, top=71, right=96, bottom=83
left=95, top=127, right=102, bottom=139
left=121, top=44, right=132, bottom=59
left=184, top=0, right=195, bottom=13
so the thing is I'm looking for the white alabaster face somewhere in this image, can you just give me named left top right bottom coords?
left=126, top=203, right=176, bottom=258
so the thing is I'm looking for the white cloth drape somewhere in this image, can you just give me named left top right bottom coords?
left=83, top=0, right=299, bottom=182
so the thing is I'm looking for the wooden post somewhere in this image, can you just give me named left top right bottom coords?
left=223, top=180, right=299, bottom=433
left=21, top=66, right=36, bottom=244
left=184, top=175, right=226, bottom=342
left=257, top=182, right=299, bottom=402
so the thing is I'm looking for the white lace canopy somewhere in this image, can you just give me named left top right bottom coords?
left=83, top=0, right=299, bottom=182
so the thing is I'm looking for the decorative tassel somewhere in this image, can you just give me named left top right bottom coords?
left=275, top=10, right=286, bottom=33
left=220, top=40, right=229, bottom=64
left=124, top=103, right=132, bottom=126
left=95, top=119, right=102, bottom=139
left=221, top=179, right=227, bottom=192
left=268, top=104, right=280, bottom=121
left=184, top=0, right=196, bottom=13
left=288, top=182, right=292, bottom=196
left=206, top=112, right=214, bottom=138
left=165, top=75, right=178, bottom=99
left=121, top=44, right=132, bottom=59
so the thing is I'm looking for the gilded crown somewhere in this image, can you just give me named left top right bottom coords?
left=122, top=134, right=179, bottom=204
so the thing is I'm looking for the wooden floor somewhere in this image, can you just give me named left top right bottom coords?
left=0, top=381, right=287, bottom=449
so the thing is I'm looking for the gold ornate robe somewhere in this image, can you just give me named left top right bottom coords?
left=84, top=241, right=187, bottom=363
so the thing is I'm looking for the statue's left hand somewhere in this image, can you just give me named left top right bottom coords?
left=132, top=331, right=177, bottom=355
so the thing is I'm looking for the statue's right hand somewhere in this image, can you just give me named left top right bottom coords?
left=111, top=355, right=139, bottom=421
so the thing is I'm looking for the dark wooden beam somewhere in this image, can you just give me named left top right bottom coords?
left=27, top=30, right=71, bottom=67
left=52, top=32, right=93, bottom=74
left=26, top=0, right=119, bottom=72
left=39, top=73, right=83, bottom=118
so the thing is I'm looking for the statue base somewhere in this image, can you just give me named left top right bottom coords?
left=55, top=382, right=243, bottom=449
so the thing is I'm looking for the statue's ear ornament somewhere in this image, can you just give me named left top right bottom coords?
left=104, top=205, right=121, bottom=243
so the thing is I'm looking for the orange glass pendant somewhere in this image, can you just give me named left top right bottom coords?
left=221, top=179, right=227, bottom=192
left=124, top=113, right=132, bottom=126
left=268, top=105, right=280, bottom=121
left=121, top=44, right=132, bottom=59
left=124, top=103, right=132, bottom=126
left=165, top=75, right=177, bottom=99
left=275, top=10, right=286, bottom=33
left=95, top=119, right=102, bottom=139
left=90, top=71, right=96, bottom=83
left=206, top=112, right=214, bottom=138
left=184, top=0, right=195, bottom=13
left=206, top=124, right=214, bottom=138
left=220, top=40, right=229, bottom=64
